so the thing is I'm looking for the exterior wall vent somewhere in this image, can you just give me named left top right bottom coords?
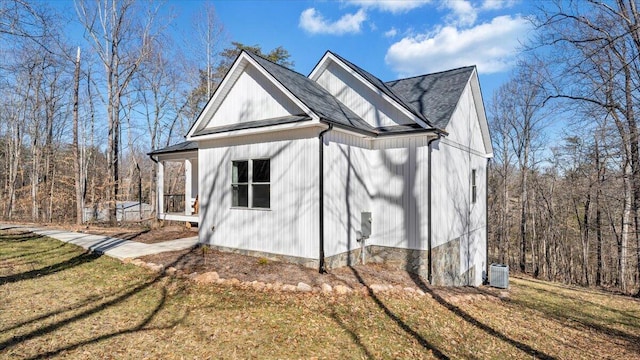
left=489, top=264, right=509, bottom=289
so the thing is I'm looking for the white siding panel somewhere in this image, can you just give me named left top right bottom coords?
left=199, top=135, right=319, bottom=259
left=323, top=132, right=372, bottom=258
left=316, top=62, right=414, bottom=128
left=323, top=132, right=430, bottom=257
left=206, top=65, right=303, bottom=128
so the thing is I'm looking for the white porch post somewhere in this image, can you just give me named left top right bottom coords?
left=158, top=160, right=164, bottom=216
left=185, top=159, right=192, bottom=215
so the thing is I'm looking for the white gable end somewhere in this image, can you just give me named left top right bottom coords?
left=314, top=61, right=415, bottom=128
left=204, top=65, right=304, bottom=129
left=444, top=80, right=491, bottom=157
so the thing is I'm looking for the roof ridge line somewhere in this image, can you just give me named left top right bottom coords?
left=387, top=65, right=477, bottom=83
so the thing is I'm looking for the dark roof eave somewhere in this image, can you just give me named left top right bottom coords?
left=191, top=114, right=311, bottom=137
left=320, top=118, right=446, bottom=138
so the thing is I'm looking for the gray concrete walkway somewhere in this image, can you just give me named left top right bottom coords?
left=0, top=224, right=199, bottom=260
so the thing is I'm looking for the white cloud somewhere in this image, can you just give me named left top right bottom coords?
left=481, top=0, right=517, bottom=10
left=299, top=8, right=367, bottom=35
left=346, top=0, right=431, bottom=14
left=441, top=0, right=477, bottom=26
left=384, top=27, right=398, bottom=38
left=385, top=15, right=531, bottom=76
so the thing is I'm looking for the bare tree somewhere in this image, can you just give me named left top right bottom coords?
left=75, top=0, right=159, bottom=224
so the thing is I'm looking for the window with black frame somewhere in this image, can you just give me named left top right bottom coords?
left=231, top=159, right=270, bottom=209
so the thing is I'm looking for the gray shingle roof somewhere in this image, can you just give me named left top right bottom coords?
left=154, top=52, right=473, bottom=155
left=327, top=51, right=431, bottom=126
left=148, top=141, right=197, bottom=156
left=386, top=66, right=475, bottom=130
left=245, top=51, right=376, bottom=133
left=192, top=114, right=311, bottom=137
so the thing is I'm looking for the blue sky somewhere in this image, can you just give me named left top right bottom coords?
left=173, top=0, right=534, bottom=100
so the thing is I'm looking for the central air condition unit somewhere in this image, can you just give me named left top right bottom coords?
left=490, top=263, right=509, bottom=289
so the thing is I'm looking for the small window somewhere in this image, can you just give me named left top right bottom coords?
left=252, top=159, right=270, bottom=208
left=232, top=161, right=248, bottom=207
left=471, top=169, right=477, bottom=204
left=231, top=159, right=270, bottom=209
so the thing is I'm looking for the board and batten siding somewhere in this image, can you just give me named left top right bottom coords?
left=315, top=62, right=415, bottom=128
left=431, top=81, right=488, bottom=286
left=205, top=64, right=303, bottom=129
left=198, top=130, right=319, bottom=260
left=323, top=131, right=431, bottom=258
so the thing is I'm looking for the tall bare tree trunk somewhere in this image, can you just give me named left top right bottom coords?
left=73, top=47, right=82, bottom=225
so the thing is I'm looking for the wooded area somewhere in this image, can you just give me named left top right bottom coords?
left=0, top=0, right=290, bottom=224
left=1, top=0, right=639, bottom=294
left=488, top=0, right=640, bottom=295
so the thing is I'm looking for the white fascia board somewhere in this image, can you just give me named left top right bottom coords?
left=187, top=52, right=320, bottom=140
left=309, top=52, right=430, bottom=129
left=186, top=121, right=320, bottom=142
left=469, top=68, right=494, bottom=156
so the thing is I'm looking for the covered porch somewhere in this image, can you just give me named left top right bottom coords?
left=149, top=141, right=199, bottom=224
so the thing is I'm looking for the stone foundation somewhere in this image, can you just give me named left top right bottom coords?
left=325, top=245, right=429, bottom=280
left=431, top=238, right=476, bottom=286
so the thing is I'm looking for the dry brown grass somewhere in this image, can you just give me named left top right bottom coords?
left=1, top=229, right=639, bottom=359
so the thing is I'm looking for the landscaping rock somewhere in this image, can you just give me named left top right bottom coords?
left=416, top=289, right=426, bottom=297
left=369, top=284, right=388, bottom=293
left=404, top=287, right=416, bottom=294
left=215, top=278, right=226, bottom=284
left=228, top=278, right=240, bottom=285
left=282, top=284, right=297, bottom=292
left=187, top=272, right=199, bottom=279
left=194, top=271, right=219, bottom=284
left=297, top=282, right=312, bottom=292
left=321, top=283, right=333, bottom=293
left=145, top=262, right=164, bottom=272
left=252, top=281, right=266, bottom=291
left=165, top=267, right=177, bottom=275
left=131, top=259, right=145, bottom=266
left=334, top=285, right=352, bottom=295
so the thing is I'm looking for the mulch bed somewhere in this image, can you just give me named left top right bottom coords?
left=140, top=246, right=432, bottom=290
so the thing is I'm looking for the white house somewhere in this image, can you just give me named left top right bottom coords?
left=149, top=50, right=492, bottom=286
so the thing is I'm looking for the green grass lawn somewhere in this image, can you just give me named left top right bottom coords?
left=1, top=229, right=639, bottom=359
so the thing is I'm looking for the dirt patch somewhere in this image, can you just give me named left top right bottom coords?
left=141, top=246, right=453, bottom=291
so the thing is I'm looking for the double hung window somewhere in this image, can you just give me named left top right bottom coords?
left=232, top=159, right=270, bottom=209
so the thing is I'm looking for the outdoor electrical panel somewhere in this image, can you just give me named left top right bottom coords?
left=361, top=212, right=372, bottom=238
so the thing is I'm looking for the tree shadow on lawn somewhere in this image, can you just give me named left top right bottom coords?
left=0, top=244, right=194, bottom=357
left=329, top=309, right=375, bottom=360
left=504, top=282, right=640, bottom=353
left=402, top=271, right=557, bottom=360
left=0, top=232, right=44, bottom=242
left=0, top=251, right=102, bottom=286
left=511, top=277, right=640, bottom=323
left=0, top=242, right=67, bottom=263
left=345, top=267, right=450, bottom=359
